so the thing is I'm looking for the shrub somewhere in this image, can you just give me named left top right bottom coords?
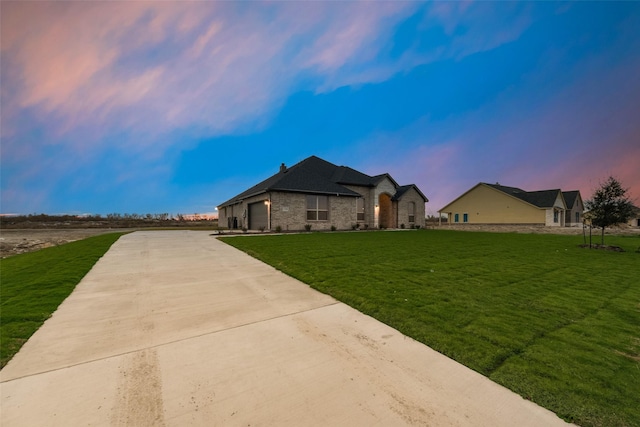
left=304, top=224, right=312, bottom=231
left=330, top=225, right=337, bottom=232
left=275, top=225, right=282, bottom=233
left=400, top=223, right=405, bottom=229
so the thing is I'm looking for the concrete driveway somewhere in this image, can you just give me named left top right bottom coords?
left=1, top=231, right=572, bottom=426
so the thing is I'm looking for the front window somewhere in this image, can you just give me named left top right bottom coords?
left=357, top=198, right=365, bottom=221
left=307, top=195, right=328, bottom=221
left=554, top=209, right=559, bottom=223
left=408, top=202, right=415, bottom=223
left=463, top=213, right=468, bottom=223
left=575, top=212, right=580, bottom=223
left=454, top=213, right=459, bottom=223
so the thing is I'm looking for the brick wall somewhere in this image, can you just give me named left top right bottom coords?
left=397, top=187, right=427, bottom=227
left=271, top=192, right=359, bottom=231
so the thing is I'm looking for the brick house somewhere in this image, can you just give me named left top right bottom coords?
left=438, top=183, right=583, bottom=227
left=217, top=156, right=428, bottom=231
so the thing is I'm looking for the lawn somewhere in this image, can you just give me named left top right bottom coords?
left=221, top=230, right=640, bottom=427
left=0, top=233, right=125, bottom=369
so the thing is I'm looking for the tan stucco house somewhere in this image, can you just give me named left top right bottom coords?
left=217, top=156, right=428, bottom=231
left=438, top=183, right=583, bottom=227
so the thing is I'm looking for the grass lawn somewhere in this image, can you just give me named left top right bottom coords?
left=221, top=230, right=640, bottom=427
left=0, top=233, right=125, bottom=369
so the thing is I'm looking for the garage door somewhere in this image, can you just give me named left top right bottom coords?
left=249, top=201, right=268, bottom=230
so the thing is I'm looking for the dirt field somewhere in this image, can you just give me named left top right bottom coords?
left=1, top=225, right=638, bottom=258
left=0, top=229, right=131, bottom=258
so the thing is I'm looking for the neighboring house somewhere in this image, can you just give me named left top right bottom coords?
left=438, top=183, right=583, bottom=227
left=628, top=205, right=640, bottom=227
left=562, top=190, right=584, bottom=227
left=217, top=156, right=428, bottom=231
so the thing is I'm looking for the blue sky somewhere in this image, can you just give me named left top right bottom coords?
left=2, top=1, right=639, bottom=216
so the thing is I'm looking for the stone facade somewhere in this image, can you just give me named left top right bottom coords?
left=219, top=186, right=427, bottom=231
left=271, top=193, right=359, bottom=231
left=396, top=187, right=426, bottom=228
left=217, top=157, right=428, bottom=231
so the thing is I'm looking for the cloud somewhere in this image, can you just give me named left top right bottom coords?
left=425, top=2, right=532, bottom=60
left=4, top=2, right=636, bottom=214
left=3, top=2, right=530, bottom=148
left=1, top=2, right=422, bottom=147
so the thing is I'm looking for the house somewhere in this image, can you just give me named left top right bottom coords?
left=628, top=205, right=640, bottom=227
left=562, top=190, right=584, bottom=227
left=438, top=183, right=583, bottom=227
left=217, top=156, right=428, bottom=231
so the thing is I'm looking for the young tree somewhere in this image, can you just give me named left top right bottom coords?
left=585, top=176, right=635, bottom=245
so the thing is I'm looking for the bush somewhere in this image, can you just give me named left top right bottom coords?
left=275, top=225, right=282, bottom=233
left=400, top=223, right=405, bottom=229
left=330, top=225, right=337, bottom=232
left=304, top=224, right=312, bottom=232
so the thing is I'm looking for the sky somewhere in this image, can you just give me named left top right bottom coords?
left=2, top=1, right=639, bottom=217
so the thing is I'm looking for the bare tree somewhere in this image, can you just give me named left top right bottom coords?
left=585, top=176, right=634, bottom=245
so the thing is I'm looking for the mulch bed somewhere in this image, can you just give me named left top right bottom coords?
left=578, top=244, right=625, bottom=252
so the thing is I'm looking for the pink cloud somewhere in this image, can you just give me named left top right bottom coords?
left=2, top=1, right=533, bottom=157
left=1, top=2, right=423, bottom=149
left=299, top=4, right=417, bottom=73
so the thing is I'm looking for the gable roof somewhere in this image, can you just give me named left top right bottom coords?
left=218, top=156, right=360, bottom=207
left=218, top=156, right=427, bottom=207
left=485, top=183, right=563, bottom=208
left=392, top=184, right=429, bottom=202
left=440, top=182, right=567, bottom=212
left=562, top=190, right=581, bottom=209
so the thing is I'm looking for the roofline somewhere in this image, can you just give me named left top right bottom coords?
left=396, top=184, right=429, bottom=202
left=372, top=173, right=399, bottom=188
left=438, top=183, right=484, bottom=212
left=522, top=189, right=565, bottom=209
left=217, top=188, right=361, bottom=208
left=438, top=183, right=564, bottom=212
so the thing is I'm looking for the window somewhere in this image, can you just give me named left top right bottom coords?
left=575, top=212, right=580, bottom=223
left=463, top=213, right=468, bottom=223
left=306, top=195, right=328, bottom=221
left=408, top=202, right=415, bottom=223
left=356, top=198, right=365, bottom=221
left=554, top=209, right=559, bottom=223
left=454, top=213, right=459, bottom=223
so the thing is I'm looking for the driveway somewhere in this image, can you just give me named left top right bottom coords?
left=0, top=231, right=572, bottom=426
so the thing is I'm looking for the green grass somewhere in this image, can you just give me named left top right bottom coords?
left=0, top=233, right=124, bottom=369
left=221, top=230, right=640, bottom=427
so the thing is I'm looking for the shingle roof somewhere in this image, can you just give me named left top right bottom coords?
left=562, top=191, right=580, bottom=208
left=392, top=184, right=429, bottom=202
left=218, top=156, right=427, bottom=207
left=486, top=183, right=562, bottom=208
left=218, top=156, right=365, bottom=207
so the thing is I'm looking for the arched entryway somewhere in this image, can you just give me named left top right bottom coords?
left=378, top=193, right=394, bottom=229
